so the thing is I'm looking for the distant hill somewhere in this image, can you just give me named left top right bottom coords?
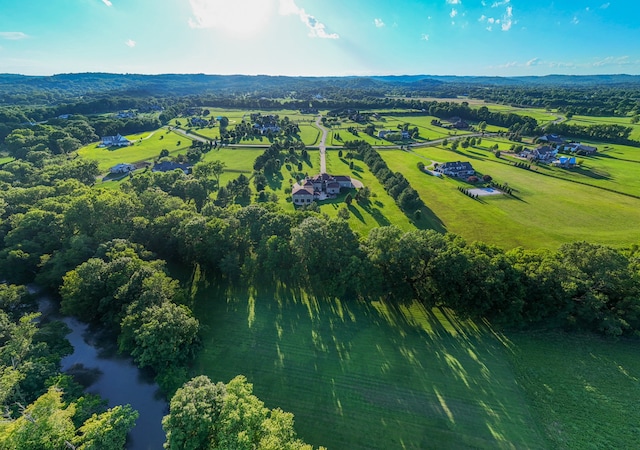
left=1, top=72, right=639, bottom=108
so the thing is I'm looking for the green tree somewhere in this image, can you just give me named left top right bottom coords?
left=120, top=301, right=199, bottom=372
left=163, top=376, right=227, bottom=450
left=73, top=405, right=138, bottom=450
left=0, top=387, right=76, bottom=450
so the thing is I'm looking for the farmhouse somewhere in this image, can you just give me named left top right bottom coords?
left=100, top=134, right=131, bottom=147
left=190, top=117, right=209, bottom=127
left=449, top=117, right=470, bottom=129
left=152, top=161, right=192, bottom=174
left=116, top=111, right=136, bottom=119
left=291, top=173, right=354, bottom=205
left=530, top=145, right=557, bottom=162
left=538, top=134, right=566, bottom=146
left=109, top=163, right=136, bottom=174
left=435, top=161, right=475, bottom=178
left=564, top=143, right=597, bottom=155
left=378, top=130, right=411, bottom=139
left=292, top=185, right=315, bottom=205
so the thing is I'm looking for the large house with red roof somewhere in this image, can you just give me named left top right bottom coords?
left=292, top=173, right=354, bottom=205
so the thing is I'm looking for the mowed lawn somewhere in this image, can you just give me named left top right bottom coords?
left=566, top=114, right=640, bottom=142
left=193, top=282, right=546, bottom=450
left=318, top=149, right=416, bottom=234
left=381, top=143, right=640, bottom=249
left=505, top=331, right=640, bottom=449
left=78, top=128, right=190, bottom=172
left=173, top=108, right=322, bottom=146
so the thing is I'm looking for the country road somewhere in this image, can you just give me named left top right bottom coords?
left=315, top=115, right=329, bottom=173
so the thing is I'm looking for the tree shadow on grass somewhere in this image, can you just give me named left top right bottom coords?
left=194, top=278, right=543, bottom=450
left=347, top=204, right=365, bottom=223
left=411, top=205, right=446, bottom=233
left=570, top=166, right=611, bottom=180
left=267, top=171, right=284, bottom=190
left=361, top=203, right=391, bottom=227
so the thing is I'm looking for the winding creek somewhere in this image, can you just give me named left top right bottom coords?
left=38, top=293, right=168, bottom=450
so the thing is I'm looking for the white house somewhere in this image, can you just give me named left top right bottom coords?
left=109, top=163, right=136, bottom=174
left=435, top=161, right=475, bottom=178
left=101, top=134, right=131, bottom=147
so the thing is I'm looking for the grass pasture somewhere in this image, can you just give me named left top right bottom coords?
left=172, top=108, right=323, bottom=146
left=319, top=149, right=416, bottom=234
left=566, top=114, right=640, bottom=142
left=193, top=282, right=546, bottom=450
left=192, top=279, right=640, bottom=449
left=78, top=128, right=189, bottom=171
left=381, top=141, right=640, bottom=249
left=506, top=331, right=640, bottom=449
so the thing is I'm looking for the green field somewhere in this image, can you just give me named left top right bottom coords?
left=566, top=114, right=640, bottom=141
left=193, top=283, right=545, bottom=450
left=506, top=331, right=640, bottom=449
left=381, top=141, right=640, bottom=249
left=172, top=108, right=322, bottom=146
left=78, top=128, right=190, bottom=171
left=191, top=280, right=640, bottom=449
left=317, top=150, right=415, bottom=234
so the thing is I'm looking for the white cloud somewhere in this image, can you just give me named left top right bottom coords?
left=600, top=2, right=610, bottom=8
left=446, top=0, right=461, bottom=4
left=125, top=39, right=136, bottom=48
left=374, top=18, right=385, bottom=28
left=278, top=0, right=338, bottom=39
left=421, top=33, right=430, bottom=41
left=450, top=8, right=458, bottom=18
left=501, top=6, right=513, bottom=30
left=571, top=16, right=579, bottom=25
left=488, top=17, right=496, bottom=24
left=593, top=55, right=630, bottom=67
left=101, top=0, right=112, bottom=6
left=479, top=14, right=486, bottom=22
left=0, top=31, right=29, bottom=40
left=526, top=57, right=539, bottom=66
left=491, top=0, right=510, bottom=7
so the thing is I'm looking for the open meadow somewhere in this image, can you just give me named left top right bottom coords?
left=566, top=114, right=640, bottom=141
left=78, top=128, right=190, bottom=172
left=192, top=281, right=545, bottom=450
left=380, top=139, right=640, bottom=249
left=191, top=278, right=640, bottom=450
left=171, top=108, right=323, bottom=146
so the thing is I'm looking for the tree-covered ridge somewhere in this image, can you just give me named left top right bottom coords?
left=0, top=73, right=639, bottom=119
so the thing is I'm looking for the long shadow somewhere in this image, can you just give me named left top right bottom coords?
left=412, top=205, right=446, bottom=232
left=193, top=278, right=542, bottom=449
left=347, top=204, right=365, bottom=223
left=570, top=166, right=612, bottom=180
left=370, top=207, right=391, bottom=227
left=267, top=171, right=284, bottom=190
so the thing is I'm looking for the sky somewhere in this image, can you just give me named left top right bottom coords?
left=0, top=0, right=639, bottom=77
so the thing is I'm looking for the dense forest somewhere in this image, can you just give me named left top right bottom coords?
left=2, top=76, right=640, bottom=448
left=1, top=73, right=639, bottom=117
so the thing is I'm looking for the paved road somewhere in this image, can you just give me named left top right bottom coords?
left=315, top=115, right=329, bottom=173
left=168, top=126, right=212, bottom=144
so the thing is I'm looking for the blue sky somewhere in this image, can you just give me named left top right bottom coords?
left=1, top=0, right=638, bottom=76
